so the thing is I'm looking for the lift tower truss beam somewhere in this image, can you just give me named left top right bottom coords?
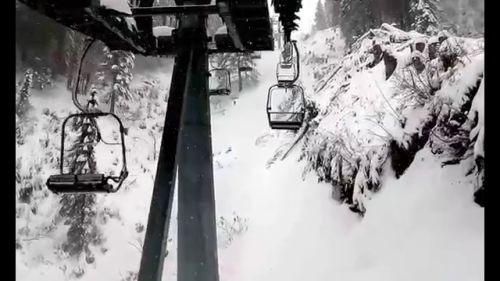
left=138, top=2, right=219, bottom=281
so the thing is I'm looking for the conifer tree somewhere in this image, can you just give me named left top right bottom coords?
left=409, top=0, right=440, bottom=34
left=313, top=0, right=328, bottom=31
left=16, top=68, right=34, bottom=119
left=98, top=47, right=135, bottom=114
left=59, top=97, right=102, bottom=264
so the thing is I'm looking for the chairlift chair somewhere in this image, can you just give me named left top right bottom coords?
left=250, top=51, right=262, bottom=59
left=266, top=84, right=305, bottom=130
left=276, top=40, right=299, bottom=84
left=46, top=112, right=128, bottom=193
left=276, top=62, right=297, bottom=83
left=238, top=66, right=253, bottom=72
left=209, top=68, right=232, bottom=96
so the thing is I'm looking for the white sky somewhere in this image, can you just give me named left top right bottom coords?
left=297, top=0, right=320, bottom=34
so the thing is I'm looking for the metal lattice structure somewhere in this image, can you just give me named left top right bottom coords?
left=18, top=0, right=276, bottom=55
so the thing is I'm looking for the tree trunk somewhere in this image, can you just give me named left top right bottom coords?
left=237, top=56, right=242, bottom=92
left=110, top=90, right=116, bottom=114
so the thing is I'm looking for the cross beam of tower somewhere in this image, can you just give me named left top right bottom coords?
left=17, top=1, right=302, bottom=281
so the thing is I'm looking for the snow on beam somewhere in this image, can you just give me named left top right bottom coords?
left=215, top=26, right=227, bottom=35
left=153, top=26, right=174, bottom=37
left=131, top=5, right=218, bottom=17
left=99, top=0, right=132, bottom=15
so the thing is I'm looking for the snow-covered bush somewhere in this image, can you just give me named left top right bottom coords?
left=16, top=68, right=34, bottom=119
left=217, top=213, right=249, bottom=248
left=300, top=24, right=484, bottom=215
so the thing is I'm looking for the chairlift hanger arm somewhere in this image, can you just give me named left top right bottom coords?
left=293, top=40, right=300, bottom=82
left=72, top=38, right=96, bottom=113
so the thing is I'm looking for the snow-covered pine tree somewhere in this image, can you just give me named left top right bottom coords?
left=313, top=0, right=328, bottom=32
left=324, top=0, right=342, bottom=27
left=439, top=0, right=484, bottom=37
left=30, top=57, right=53, bottom=90
left=16, top=68, right=34, bottom=119
left=210, top=53, right=259, bottom=91
left=15, top=115, right=24, bottom=146
left=99, top=47, right=135, bottom=114
left=324, top=0, right=334, bottom=27
left=238, top=54, right=259, bottom=88
left=409, top=0, right=440, bottom=35
left=58, top=105, right=102, bottom=266
left=340, top=0, right=378, bottom=45
left=65, top=30, right=87, bottom=92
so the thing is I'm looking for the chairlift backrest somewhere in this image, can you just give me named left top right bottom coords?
left=268, top=84, right=304, bottom=111
left=250, top=51, right=261, bottom=59
left=209, top=68, right=231, bottom=96
left=46, top=112, right=128, bottom=193
left=266, top=84, right=305, bottom=130
left=276, top=62, right=297, bottom=83
left=276, top=40, right=300, bottom=84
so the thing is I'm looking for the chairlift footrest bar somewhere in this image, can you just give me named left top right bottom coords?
left=47, top=174, right=113, bottom=193
left=209, top=89, right=231, bottom=96
left=269, top=121, right=303, bottom=130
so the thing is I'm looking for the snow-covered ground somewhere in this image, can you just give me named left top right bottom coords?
left=16, top=29, right=483, bottom=281
left=211, top=50, right=483, bottom=281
